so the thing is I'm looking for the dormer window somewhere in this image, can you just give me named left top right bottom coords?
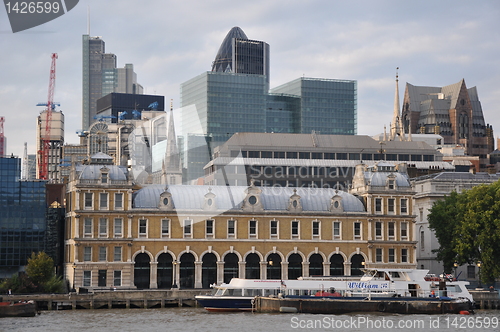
left=329, top=192, right=343, bottom=213
left=203, top=188, right=217, bottom=211
left=159, top=191, right=174, bottom=211
left=287, top=189, right=302, bottom=212
left=248, top=195, right=257, bottom=205
left=101, top=172, right=108, bottom=184
left=388, top=180, right=394, bottom=189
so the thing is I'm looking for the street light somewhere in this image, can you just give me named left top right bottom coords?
left=477, top=261, right=482, bottom=289
left=453, top=261, right=458, bottom=280
left=171, top=261, right=178, bottom=289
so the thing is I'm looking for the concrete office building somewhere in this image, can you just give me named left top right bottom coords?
left=82, top=35, right=143, bottom=131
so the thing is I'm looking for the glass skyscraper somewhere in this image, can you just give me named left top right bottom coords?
left=180, top=27, right=357, bottom=182
left=0, top=157, right=46, bottom=277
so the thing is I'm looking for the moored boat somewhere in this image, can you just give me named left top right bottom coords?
left=195, top=268, right=474, bottom=312
left=0, top=300, right=38, bottom=318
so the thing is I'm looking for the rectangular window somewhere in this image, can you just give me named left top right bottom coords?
left=162, top=219, right=170, bottom=238
left=291, top=220, right=300, bottom=239
left=388, top=248, right=395, bottom=262
left=354, top=222, right=361, bottom=240
left=98, top=270, right=106, bottom=287
left=401, top=222, right=408, bottom=239
left=227, top=219, right=235, bottom=239
left=84, top=193, right=93, bottom=209
left=99, top=193, right=108, bottom=210
left=101, top=172, right=108, bottom=184
left=114, top=218, right=123, bottom=238
left=270, top=220, right=278, bottom=239
left=388, top=198, right=395, bottom=214
left=333, top=221, right=341, bottom=239
left=115, top=193, right=123, bottom=210
left=467, top=265, right=475, bottom=279
left=206, top=219, right=214, bottom=238
left=400, top=198, right=408, bottom=214
left=376, top=248, right=383, bottom=262
left=84, top=218, right=93, bottom=238
left=420, top=229, right=425, bottom=250
left=83, top=271, right=91, bottom=287
left=114, top=246, right=122, bottom=262
left=375, top=198, right=382, bottom=213
left=249, top=219, right=257, bottom=238
left=375, top=221, right=382, bottom=239
left=312, top=220, right=320, bottom=238
left=388, top=222, right=395, bottom=239
left=99, top=247, right=107, bottom=262
left=139, top=219, right=147, bottom=238
left=401, top=249, right=408, bottom=263
left=184, top=219, right=192, bottom=238
left=113, top=270, right=121, bottom=287
left=99, top=218, right=108, bottom=238
left=83, top=246, right=92, bottom=262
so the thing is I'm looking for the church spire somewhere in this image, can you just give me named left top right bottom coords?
left=161, top=99, right=182, bottom=185
left=390, top=68, right=405, bottom=141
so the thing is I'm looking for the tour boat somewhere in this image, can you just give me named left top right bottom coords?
left=195, top=268, right=473, bottom=312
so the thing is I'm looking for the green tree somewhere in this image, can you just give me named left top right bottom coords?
left=25, top=251, right=54, bottom=285
left=428, top=180, right=500, bottom=282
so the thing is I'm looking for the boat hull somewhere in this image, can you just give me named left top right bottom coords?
left=0, top=301, right=38, bottom=318
left=255, top=296, right=473, bottom=315
left=195, top=295, right=253, bottom=312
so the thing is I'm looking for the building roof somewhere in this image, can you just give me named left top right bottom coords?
left=133, top=184, right=366, bottom=213
left=411, top=171, right=500, bottom=183
left=212, top=27, right=248, bottom=73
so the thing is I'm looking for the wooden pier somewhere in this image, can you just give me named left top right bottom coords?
left=3, top=290, right=210, bottom=310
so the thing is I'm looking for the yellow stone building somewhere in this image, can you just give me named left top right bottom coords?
left=65, top=155, right=416, bottom=289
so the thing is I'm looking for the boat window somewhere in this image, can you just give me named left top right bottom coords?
left=227, top=289, right=242, bottom=296
left=215, top=288, right=226, bottom=296
left=243, top=289, right=261, bottom=297
left=263, top=289, right=278, bottom=296
left=446, top=285, right=461, bottom=293
left=390, top=272, right=401, bottom=279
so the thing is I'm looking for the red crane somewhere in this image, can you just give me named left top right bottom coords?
left=38, top=53, right=58, bottom=180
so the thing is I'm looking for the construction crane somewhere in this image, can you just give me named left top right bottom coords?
left=37, top=53, right=58, bottom=180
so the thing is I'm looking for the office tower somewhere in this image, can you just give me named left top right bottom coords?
left=180, top=27, right=357, bottom=182
left=82, top=35, right=143, bottom=131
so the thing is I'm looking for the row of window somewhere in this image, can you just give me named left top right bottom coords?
left=82, top=218, right=410, bottom=241
left=374, top=248, right=409, bottom=263
left=235, top=150, right=435, bottom=162
left=374, top=197, right=409, bottom=214
left=83, top=246, right=122, bottom=262
left=83, top=192, right=124, bottom=210
left=82, top=270, right=121, bottom=287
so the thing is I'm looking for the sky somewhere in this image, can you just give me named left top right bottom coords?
left=1, top=0, right=499, bottom=158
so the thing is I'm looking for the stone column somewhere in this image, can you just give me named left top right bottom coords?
left=323, top=262, right=331, bottom=276
left=74, top=215, right=80, bottom=238
left=281, top=262, right=289, bottom=280
left=127, top=215, right=133, bottom=238
left=260, top=261, right=267, bottom=279
left=194, top=261, right=203, bottom=288
left=150, top=261, right=158, bottom=289
left=216, top=261, right=224, bottom=285
left=302, top=262, right=310, bottom=278
left=344, top=262, right=352, bottom=276
left=238, top=261, right=246, bottom=279
left=172, top=261, right=179, bottom=289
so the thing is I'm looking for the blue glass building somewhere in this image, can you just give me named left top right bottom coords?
left=0, top=157, right=47, bottom=277
left=180, top=27, right=357, bottom=181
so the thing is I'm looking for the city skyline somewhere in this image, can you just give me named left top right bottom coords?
left=0, top=0, right=499, bottom=158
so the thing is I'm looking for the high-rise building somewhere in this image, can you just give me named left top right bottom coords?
left=36, top=109, right=64, bottom=182
left=180, top=27, right=357, bottom=182
left=82, top=35, right=143, bottom=131
left=401, top=79, right=494, bottom=170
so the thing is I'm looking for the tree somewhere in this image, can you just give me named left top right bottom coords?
left=428, top=180, right=500, bottom=282
left=26, top=251, right=54, bottom=285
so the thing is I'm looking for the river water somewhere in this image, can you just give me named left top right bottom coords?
left=1, top=308, right=498, bottom=331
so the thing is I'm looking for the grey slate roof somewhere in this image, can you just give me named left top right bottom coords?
left=133, top=184, right=366, bottom=213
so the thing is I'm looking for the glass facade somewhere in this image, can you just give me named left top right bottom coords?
left=0, top=157, right=46, bottom=273
left=270, top=77, right=357, bottom=135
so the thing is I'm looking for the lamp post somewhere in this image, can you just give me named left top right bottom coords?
left=477, top=261, right=482, bottom=289
left=453, top=261, right=458, bottom=280
left=171, top=261, right=178, bottom=289
left=72, top=263, right=77, bottom=292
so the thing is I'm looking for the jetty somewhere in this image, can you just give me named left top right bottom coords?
left=3, top=289, right=210, bottom=310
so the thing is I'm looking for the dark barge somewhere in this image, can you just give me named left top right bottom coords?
left=254, top=296, right=474, bottom=315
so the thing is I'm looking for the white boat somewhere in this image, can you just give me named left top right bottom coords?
left=195, top=268, right=473, bottom=311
